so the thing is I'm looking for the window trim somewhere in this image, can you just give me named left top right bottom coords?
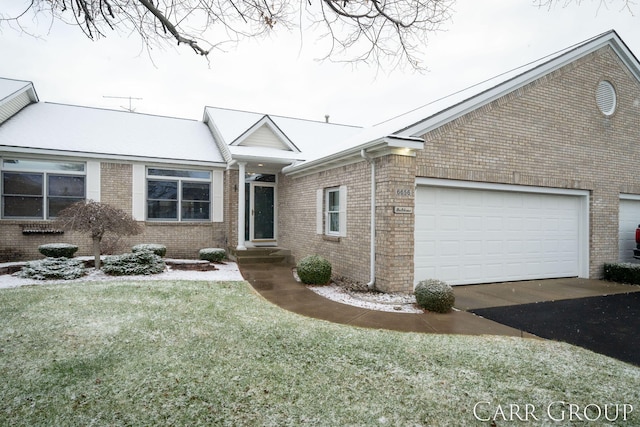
left=317, top=185, right=347, bottom=237
left=1, top=159, right=86, bottom=220
left=145, top=167, right=212, bottom=222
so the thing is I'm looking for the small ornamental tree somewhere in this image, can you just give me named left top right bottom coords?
left=54, top=200, right=143, bottom=269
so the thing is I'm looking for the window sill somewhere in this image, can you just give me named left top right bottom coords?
left=322, top=235, right=341, bottom=243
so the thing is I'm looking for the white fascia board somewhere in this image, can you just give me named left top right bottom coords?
left=0, top=146, right=227, bottom=168
left=230, top=153, right=303, bottom=165
left=203, top=109, right=233, bottom=163
left=400, top=31, right=631, bottom=138
left=283, top=136, right=423, bottom=176
left=383, top=136, right=424, bottom=149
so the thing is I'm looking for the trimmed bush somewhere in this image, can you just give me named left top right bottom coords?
left=38, top=243, right=78, bottom=258
left=297, top=255, right=332, bottom=285
left=16, top=257, right=85, bottom=280
left=132, top=244, right=167, bottom=257
left=199, top=248, right=226, bottom=263
left=603, top=262, right=640, bottom=285
left=102, top=251, right=166, bottom=276
left=414, top=279, right=455, bottom=313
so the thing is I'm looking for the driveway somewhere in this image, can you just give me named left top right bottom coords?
left=454, top=278, right=640, bottom=366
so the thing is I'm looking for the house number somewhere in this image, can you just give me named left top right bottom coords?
left=396, top=188, right=413, bottom=197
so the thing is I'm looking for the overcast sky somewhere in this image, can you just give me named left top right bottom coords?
left=1, top=0, right=638, bottom=126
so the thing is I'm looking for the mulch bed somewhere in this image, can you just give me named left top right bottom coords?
left=470, top=292, right=640, bottom=366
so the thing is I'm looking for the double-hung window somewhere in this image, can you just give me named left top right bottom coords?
left=326, top=188, right=341, bottom=235
left=1, top=159, right=85, bottom=219
left=146, top=168, right=211, bottom=221
left=317, top=185, right=347, bottom=237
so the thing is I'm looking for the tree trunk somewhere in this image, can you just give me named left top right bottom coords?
left=93, top=237, right=102, bottom=269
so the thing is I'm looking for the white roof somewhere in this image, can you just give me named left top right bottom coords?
left=0, top=78, right=36, bottom=104
left=204, top=107, right=363, bottom=163
left=0, top=103, right=225, bottom=165
left=206, top=30, right=639, bottom=174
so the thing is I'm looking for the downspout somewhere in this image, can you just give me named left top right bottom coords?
left=360, top=149, right=376, bottom=289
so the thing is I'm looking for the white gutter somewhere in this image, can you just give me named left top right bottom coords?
left=361, top=149, right=376, bottom=289
left=283, top=135, right=423, bottom=176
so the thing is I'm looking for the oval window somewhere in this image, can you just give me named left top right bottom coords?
left=596, top=80, right=617, bottom=116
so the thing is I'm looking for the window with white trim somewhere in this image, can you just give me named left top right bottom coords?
left=316, top=185, right=347, bottom=237
left=1, top=159, right=85, bottom=219
left=146, top=168, right=211, bottom=221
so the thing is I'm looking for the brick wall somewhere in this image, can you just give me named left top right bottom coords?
left=374, top=154, right=417, bottom=292
left=415, top=46, right=640, bottom=279
left=278, top=161, right=372, bottom=285
left=1, top=161, right=227, bottom=262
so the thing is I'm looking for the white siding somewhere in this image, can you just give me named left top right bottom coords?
left=212, top=169, right=224, bottom=222
left=238, top=124, right=290, bottom=150
left=86, top=161, right=101, bottom=202
left=131, top=164, right=145, bottom=220
left=0, top=91, right=31, bottom=124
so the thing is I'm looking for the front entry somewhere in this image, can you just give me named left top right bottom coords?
left=245, top=174, right=276, bottom=245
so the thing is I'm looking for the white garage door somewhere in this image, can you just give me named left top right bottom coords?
left=415, top=183, right=586, bottom=286
left=619, top=197, right=640, bottom=263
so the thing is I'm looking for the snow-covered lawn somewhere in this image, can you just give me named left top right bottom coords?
left=1, top=279, right=639, bottom=426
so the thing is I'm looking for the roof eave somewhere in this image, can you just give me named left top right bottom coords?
left=282, top=135, right=424, bottom=176
left=0, top=145, right=227, bottom=168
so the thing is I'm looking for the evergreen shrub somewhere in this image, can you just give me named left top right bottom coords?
left=132, top=244, right=167, bottom=257
left=38, top=243, right=78, bottom=258
left=103, top=251, right=166, bottom=276
left=603, top=262, right=640, bottom=285
left=414, top=279, right=455, bottom=313
left=16, top=257, right=85, bottom=280
left=199, top=248, right=226, bottom=262
left=297, top=255, right=332, bottom=285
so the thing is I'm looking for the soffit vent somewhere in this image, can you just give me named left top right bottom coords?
left=596, top=80, right=617, bottom=116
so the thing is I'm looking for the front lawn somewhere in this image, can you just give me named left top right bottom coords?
left=1, top=280, right=638, bottom=426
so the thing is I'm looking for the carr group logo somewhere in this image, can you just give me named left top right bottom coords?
left=472, top=401, right=634, bottom=423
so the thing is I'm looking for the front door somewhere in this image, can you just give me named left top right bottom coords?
left=244, top=174, right=276, bottom=244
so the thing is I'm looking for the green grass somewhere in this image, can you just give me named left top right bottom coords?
left=1, top=280, right=639, bottom=426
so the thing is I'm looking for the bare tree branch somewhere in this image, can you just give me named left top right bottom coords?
left=1, top=0, right=454, bottom=69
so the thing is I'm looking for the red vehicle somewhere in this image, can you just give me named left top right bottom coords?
left=635, top=225, right=640, bottom=258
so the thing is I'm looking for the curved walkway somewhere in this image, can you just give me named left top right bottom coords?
left=239, top=263, right=534, bottom=336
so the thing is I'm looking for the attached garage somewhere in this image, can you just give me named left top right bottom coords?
left=414, top=179, right=589, bottom=286
left=618, top=195, right=640, bottom=263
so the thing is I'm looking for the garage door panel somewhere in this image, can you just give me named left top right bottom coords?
left=415, top=186, right=582, bottom=285
left=619, top=199, right=640, bottom=263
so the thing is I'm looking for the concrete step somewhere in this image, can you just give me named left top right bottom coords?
left=229, top=247, right=292, bottom=265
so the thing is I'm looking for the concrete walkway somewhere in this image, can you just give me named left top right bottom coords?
left=240, top=263, right=533, bottom=336
left=240, top=263, right=640, bottom=337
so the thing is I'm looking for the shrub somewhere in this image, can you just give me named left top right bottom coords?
left=414, top=279, right=455, bottom=313
left=199, top=248, right=226, bottom=262
left=16, top=257, right=85, bottom=280
left=297, top=255, right=332, bottom=285
left=38, top=243, right=79, bottom=258
left=102, top=251, right=166, bottom=276
left=132, top=244, right=167, bottom=257
left=603, top=262, right=640, bottom=285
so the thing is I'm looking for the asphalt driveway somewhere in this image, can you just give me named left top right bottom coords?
left=454, top=279, right=640, bottom=366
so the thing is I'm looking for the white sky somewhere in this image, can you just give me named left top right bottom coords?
left=0, top=0, right=638, bottom=127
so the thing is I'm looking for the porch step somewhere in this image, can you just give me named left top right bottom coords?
left=229, top=247, right=292, bottom=265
